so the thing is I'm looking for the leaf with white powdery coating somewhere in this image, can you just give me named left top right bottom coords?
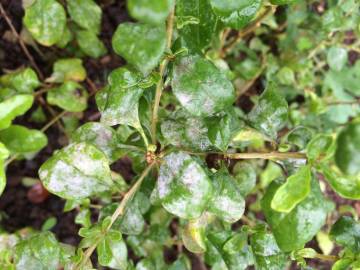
left=248, top=82, right=288, bottom=139
left=23, top=0, right=66, bottom=46
left=155, top=152, right=213, bottom=219
left=39, top=143, right=113, bottom=200
left=0, top=68, right=40, bottom=94
left=112, top=23, right=166, bottom=75
left=47, top=58, right=87, bottom=83
left=172, top=55, right=235, bottom=117
left=208, top=168, right=245, bottom=223
left=271, top=165, right=312, bottom=213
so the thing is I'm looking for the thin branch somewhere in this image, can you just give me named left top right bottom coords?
left=224, top=152, right=307, bottom=160
left=151, top=9, right=175, bottom=145
left=221, top=5, right=276, bottom=57
left=0, top=3, right=44, bottom=80
left=314, top=253, right=338, bottom=262
left=75, top=163, right=155, bottom=270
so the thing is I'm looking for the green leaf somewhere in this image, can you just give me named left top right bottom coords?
left=47, top=81, right=88, bottom=112
left=250, top=231, right=288, bottom=270
left=127, top=0, right=174, bottom=25
left=210, top=0, right=253, bottom=16
left=206, top=114, right=232, bottom=151
left=261, top=179, right=333, bottom=252
left=271, top=165, right=312, bottom=213
left=172, top=55, right=235, bottom=117
left=39, top=142, right=113, bottom=200
left=76, top=30, right=107, bottom=58
left=47, top=58, right=87, bottom=83
left=248, top=82, right=288, bottom=139
left=155, top=151, right=213, bottom=219
left=169, top=256, right=191, bottom=270
left=233, top=162, right=257, bottom=196
left=0, top=125, right=48, bottom=154
left=14, top=232, right=61, bottom=270
left=306, top=134, right=335, bottom=163
left=208, top=168, right=245, bottom=223
left=270, top=0, right=297, bottom=4
left=72, top=122, right=121, bottom=162
left=320, top=165, right=360, bottom=200
left=175, top=0, right=218, bottom=52
left=23, top=0, right=66, bottom=46
left=112, top=23, right=166, bottom=75
left=0, top=68, right=40, bottom=94
left=327, top=47, right=348, bottom=71
left=97, top=83, right=143, bottom=129
left=182, top=215, right=208, bottom=253
left=285, top=126, right=313, bottom=150
left=210, top=0, right=262, bottom=30
left=0, top=142, right=9, bottom=160
left=332, top=258, right=353, bottom=270
left=335, top=122, right=360, bottom=175
left=161, top=109, right=213, bottom=152
left=67, top=0, right=102, bottom=33
left=206, top=230, right=254, bottom=270
left=97, top=231, right=128, bottom=269
left=0, top=95, right=34, bottom=130
left=0, top=160, right=6, bottom=196
left=330, top=216, right=360, bottom=253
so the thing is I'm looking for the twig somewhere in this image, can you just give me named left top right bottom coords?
left=314, top=253, right=338, bottom=262
left=151, top=9, right=175, bottom=145
left=0, top=3, right=44, bottom=80
left=221, top=5, right=276, bottom=57
left=74, top=163, right=155, bottom=270
left=224, top=151, right=307, bottom=160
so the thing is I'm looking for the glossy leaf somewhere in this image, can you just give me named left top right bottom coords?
left=172, top=55, right=235, bottom=117
left=112, top=23, right=166, bottom=75
left=175, top=0, right=218, bottom=52
left=271, top=165, right=312, bottom=213
left=321, top=165, right=360, bottom=200
left=47, top=81, right=88, bottom=112
left=67, top=0, right=102, bottom=33
left=250, top=231, right=288, bottom=270
left=127, top=0, right=174, bottom=25
left=0, top=95, right=34, bottom=130
left=261, top=179, right=333, bottom=252
left=47, top=58, right=87, bottom=83
left=330, top=216, right=360, bottom=253
left=335, top=123, right=360, bottom=175
left=0, top=160, right=6, bottom=196
left=39, top=143, right=113, bottom=200
left=306, top=134, right=335, bottom=163
left=327, top=47, right=348, bottom=71
left=14, top=231, right=61, bottom=270
left=0, top=125, right=48, bottom=154
left=23, top=0, right=66, bottom=46
left=208, top=169, right=245, bottom=223
left=72, top=122, right=121, bottom=162
left=0, top=68, right=40, bottom=94
left=248, top=82, right=288, bottom=139
left=155, top=152, right=213, bottom=219
left=211, top=0, right=262, bottom=30
left=76, top=30, right=107, bottom=58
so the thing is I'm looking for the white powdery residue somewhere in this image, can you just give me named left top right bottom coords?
left=72, top=145, right=104, bottom=177
left=181, top=162, right=204, bottom=192
left=158, top=152, right=188, bottom=198
left=215, top=195, right=244, bottom=222
left=46, top=160, right=91, bottom=198
left=175, top=92, right=193, bottom=109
